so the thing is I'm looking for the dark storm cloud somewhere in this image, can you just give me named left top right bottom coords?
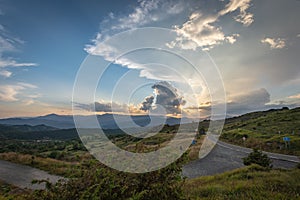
left=227, top=88, right=270, bottom=114
left=227, top=88, right=299, bottom=115
left=74, top=101, right=127, bottom=113
left=140, top=96, right=154, bottom=111
left=140, top=81, right=186, bottom=114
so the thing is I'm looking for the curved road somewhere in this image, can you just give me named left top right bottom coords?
left=0, top=160, right=64, bottom=190
left=1, top=139, right=299, bottom=188
left=183, top=139, right=300, bottom=179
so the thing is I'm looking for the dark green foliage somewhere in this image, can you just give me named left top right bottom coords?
left=243, top=149, right=272, bottom=168
left=26, top=156, right=187, bottom=200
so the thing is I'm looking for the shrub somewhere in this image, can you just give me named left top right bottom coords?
left=243, top=149, right=272, bottom=168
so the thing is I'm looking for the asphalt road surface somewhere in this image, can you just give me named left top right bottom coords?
left=0, top=160, right=64, bottom=190
left=182, top=140, right=300, bottom=179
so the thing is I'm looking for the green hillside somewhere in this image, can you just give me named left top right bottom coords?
left=221, top=107, right=300, bottom=155
left=183, top=165, right=300, bottom=200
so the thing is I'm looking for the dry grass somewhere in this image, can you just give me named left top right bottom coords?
left=187, top=136, right=205, bottom=161
left=0, top=152, right=79, bottom=177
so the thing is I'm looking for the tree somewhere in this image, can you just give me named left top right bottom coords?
left=243, top=149, right=272, bottom=168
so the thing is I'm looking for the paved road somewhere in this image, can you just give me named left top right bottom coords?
left=182, top=139, right=300, bottom=179
left=0, top=160, right=64, bottom=190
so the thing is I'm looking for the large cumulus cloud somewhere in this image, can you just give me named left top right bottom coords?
left=140, top=81, right=186, bottom=115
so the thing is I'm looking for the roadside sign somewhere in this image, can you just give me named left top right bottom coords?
left=283, top=137, right=290, bottom=141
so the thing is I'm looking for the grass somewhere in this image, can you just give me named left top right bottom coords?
left=0, top=107, right=300, bottom=199
left=186, top=135, right=205, bottom=161
left=3, top=164, right=299, bottom=199
left=0, top=152, right=81, bottom=177
left=183, top=165, right=300, bottom=200
left=221, top=107, right=300, bottom=156
left=0, top=180, right=30, bottom=200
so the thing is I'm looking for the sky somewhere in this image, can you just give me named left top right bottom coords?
left=0, top=0, right=299, bottom=118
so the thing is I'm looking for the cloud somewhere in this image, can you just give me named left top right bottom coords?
left=0, top=24, right=37, bottom=77
left=113, top=0, right=160, bottom=30
left=141, top=81, right=186, bottom=115
left=0, top=85, right=22, bottom=101
left=261, top=37, right=286, bottom=49
left=226, top=34, right=240, bottom=44
left=0, top=82, right=38, bottom=102
left=103, top=0, right=187, bottom=32
left=205, top=88, right=291, bottom=116
left=75, top=100, right=130, bottom=113
left=168, top=0, right=252, bottom=50
left=168, top=13, right=223, bottom=50
left=140, top=96, right=154, bottom=111
left=0, top=59, right=37, bottom=68
left=168, top=12, right=240, bottom=50
left=0, top=34, right=16, bottom=53
left=0, top=70, right=12, bottom=78
left=288, top=93, right=300, bottom=99
left=219, top=0, right=254, bottom=26
left=86, top=0, right=188, bottom=53
left=225, top=88, right=298, bottom=115
left=228, top=88, right=270, bottom=111
left=95, top=101, right=129, bottom=113
left=185, top=88, right=273, bottom=117
left=75, top=82, right=186, bottom=116
left=0, top=59, right=37, bottom=77
left=234, top=12, right=254, bottom=27
left=85, top=36, right=185, bottom=82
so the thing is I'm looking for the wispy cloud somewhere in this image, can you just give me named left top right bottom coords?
left=75, top=100, right=126, bottom=112
left=0, top=59, right=37, bottom=68
left=112, top=0, right=160, bottom=30
left=0, top=70, right=12, bottom=78
left=288, top=93, right=300, bottom=99
left=261, top=37, right=286, bottom=49
left=219, top=0, right=254, bottom=26
left=0, top=58, right=38, bottom=77
left=74, top=100, right=144, bottom=115
left=0, top=23, right=37, bottom=77
left=86, top=0, right=253, bottom=59
left=91, top=0, right=188, bottom=34
left=0, top=82, right=38, bottom=102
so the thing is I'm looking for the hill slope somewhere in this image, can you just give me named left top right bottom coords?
left=221, top=107, right=300, bottom=155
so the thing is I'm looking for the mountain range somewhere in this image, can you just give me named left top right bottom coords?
left=0, top=113, right=195, bottom=129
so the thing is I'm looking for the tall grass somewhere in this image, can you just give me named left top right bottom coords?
left=183, top=165, right=300, bottom=199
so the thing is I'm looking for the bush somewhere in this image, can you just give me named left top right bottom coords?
left=243, top=149, right=272, bottom=168
left=25, top=155, right=188, bottom=200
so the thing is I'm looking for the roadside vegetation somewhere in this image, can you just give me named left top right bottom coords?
left=221, top=107, right=300, bottom=156
left=0, top=107, right=299, bottom=199
left=183, top=165, right=300, bottom=200
left=242, top=149, right=273, bottom=168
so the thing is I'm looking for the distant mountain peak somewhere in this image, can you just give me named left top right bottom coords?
left=45, top=113, right=60, bottom=117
